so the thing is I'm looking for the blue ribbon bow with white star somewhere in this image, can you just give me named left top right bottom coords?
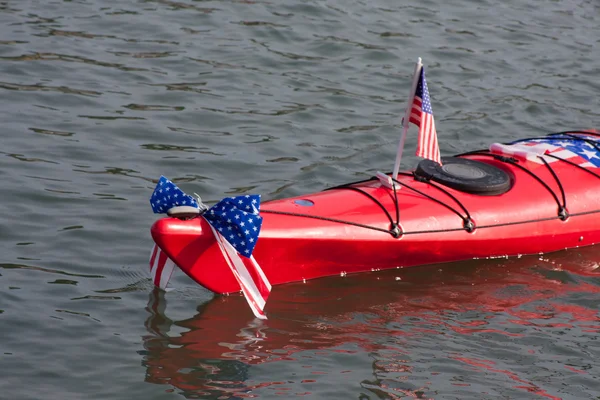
left=150, top=176, right=262, bottom=257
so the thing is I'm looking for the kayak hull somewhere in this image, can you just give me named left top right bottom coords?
left=151, top=144, right=600, bottom=294
left=152, top=214, right=600, bottom=294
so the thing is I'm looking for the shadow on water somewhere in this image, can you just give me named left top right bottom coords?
left=139, top=246, right=600, bottom=399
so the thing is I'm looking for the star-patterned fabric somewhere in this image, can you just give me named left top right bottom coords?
left=150, top=176, right=199, bottom=213
left=203, top=195, right=262, bottom=257
left=150, top=176, right=262, bottom=257
left=511, top=134, right=600, bottom=168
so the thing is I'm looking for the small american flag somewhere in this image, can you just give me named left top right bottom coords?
left=409, top=67, right=441, bottom=165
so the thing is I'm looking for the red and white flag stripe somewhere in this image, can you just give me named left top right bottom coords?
left=208, top=224, right=271, bottom=320
left=149, top=244, right=176, bottom=290
left=414, top=111, right=440, bottom=164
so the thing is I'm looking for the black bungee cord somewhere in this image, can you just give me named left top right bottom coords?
left=261, top=130, right=600, bottom=237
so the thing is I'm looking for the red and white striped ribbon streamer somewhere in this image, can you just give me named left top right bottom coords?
left=149, top=244, right=176, bottom=290
left=208, top=224, right=271, bottom=320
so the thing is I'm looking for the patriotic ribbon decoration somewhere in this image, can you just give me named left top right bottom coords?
left=149, top=176, right=271, bottom=319
left=490, top=134, right=600, bottom=168
left=149, top=176, right=199, bottom=212
left=203, top=195, right=263, bottom=257
left=149, top=243, right=176, bottom=290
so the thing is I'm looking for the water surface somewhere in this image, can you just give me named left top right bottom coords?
left=1, top=0, right=599, bottom=399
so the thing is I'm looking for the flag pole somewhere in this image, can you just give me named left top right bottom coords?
left=392, top=57, right=423, bottom=181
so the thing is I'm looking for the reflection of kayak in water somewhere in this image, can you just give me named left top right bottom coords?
left=150, top=130, right=600, bottom=295
left=141, top=252, right=600, bottom=396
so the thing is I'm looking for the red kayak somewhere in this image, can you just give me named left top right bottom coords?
left=150, top=130, right=600, bottom=296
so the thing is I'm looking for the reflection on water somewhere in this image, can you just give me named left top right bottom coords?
left=141, top=248, right=600, bottom=399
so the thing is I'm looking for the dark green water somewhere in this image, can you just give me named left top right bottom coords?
left=1, top=0, right=599, bottom=399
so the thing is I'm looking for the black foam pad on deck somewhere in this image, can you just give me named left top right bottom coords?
left=415, top=157, right=512, bottom=195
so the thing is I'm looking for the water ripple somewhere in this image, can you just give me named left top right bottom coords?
left=0, top=81, right=101, bottom=96
left=1, top=52, right=149, bottom=72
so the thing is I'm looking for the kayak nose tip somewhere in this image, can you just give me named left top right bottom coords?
left=150, top=216, right=209, bottom=251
